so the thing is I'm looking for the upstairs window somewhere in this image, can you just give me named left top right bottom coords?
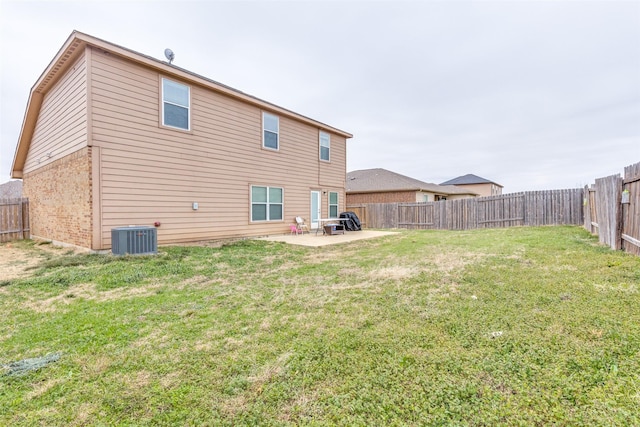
left=263, top=112, right=279, bottom=150
left=251, top=185, right=283, bottom=221
left=329, top=192, right=339, bottom=218
left=319, top=131, right=330, bottom=161
left=162, top=78, right=190, bottom=130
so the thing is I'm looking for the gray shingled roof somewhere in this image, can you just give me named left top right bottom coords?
left=440, top=174, right=502, bottom=187
left=346, top=169, right=478, bottom=195
left=0, top=180, right=23, bottom=199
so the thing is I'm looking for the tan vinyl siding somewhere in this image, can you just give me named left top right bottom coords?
left=453, top=183, right=501, bottom=197
left=90, top=48, right=346, bottom=247
left=24, top=52, right=87, bottom=173
left=415, top=192, right=470, bottom=202
left=445, top=193, right=476, bottom=200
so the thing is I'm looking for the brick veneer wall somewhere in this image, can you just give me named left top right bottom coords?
left=347, top=191, right=417, bottom=204
left=23, top=147, right=92, bottom=248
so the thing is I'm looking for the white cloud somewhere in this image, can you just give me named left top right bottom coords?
left=1, top=0, right=639, bottom=192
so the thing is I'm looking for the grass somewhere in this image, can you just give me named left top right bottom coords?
left=1, top=226, right=639, bottom=426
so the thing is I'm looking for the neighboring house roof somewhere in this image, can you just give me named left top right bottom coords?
left=11, top=31, right=352, bottom=178
left=0, top=180, right=23, bottom=199
left=440, top=174, right=503, bottom=187
left=346, top=168, right=478, bottom=196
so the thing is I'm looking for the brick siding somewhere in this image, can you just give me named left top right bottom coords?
left=23, top=147, right=92, bottom=248
left=347, top=191, right=417, bottom=204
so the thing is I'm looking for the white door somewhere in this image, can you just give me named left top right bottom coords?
left=310, top=191, right=321, bottom=230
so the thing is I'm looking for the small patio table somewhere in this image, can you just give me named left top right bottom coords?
left=316, top=218, right=346, bottom=235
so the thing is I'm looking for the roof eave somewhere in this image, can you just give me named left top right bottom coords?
left=10, top=93, right=43, bottom=178
left=454, top=181, right=503, bottom=188
left=79, top=32, right=353, bottom=139
left=11, top=31, right=85, bottom=178
left=347, top=187, right=478, bottom=196
left=346, top=188, right=421, bottom=194
left=11, top=30, right=353, bottom=178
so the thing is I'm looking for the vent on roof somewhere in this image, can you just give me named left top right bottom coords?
left=111, top=226, right=157, bottom=256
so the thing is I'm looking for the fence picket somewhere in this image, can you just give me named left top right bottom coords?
left=348, top=189, right=584, bottom=231
left=0, top=198, right=30, bottom=243
left=348, top=166, right=637, bottom=256
left=621, top=162, right=640, bottom=255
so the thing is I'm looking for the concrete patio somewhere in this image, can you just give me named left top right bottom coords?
left=257, top=229, right=398, bottom=247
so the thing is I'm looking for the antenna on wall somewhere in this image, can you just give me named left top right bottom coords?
left=164, top=48, right=175, bottom=64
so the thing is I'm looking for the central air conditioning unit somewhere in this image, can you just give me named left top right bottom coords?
left=111, top=226, right=157, bottom=256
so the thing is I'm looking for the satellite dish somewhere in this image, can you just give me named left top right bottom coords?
left=164, top=48, right=175, bottom=64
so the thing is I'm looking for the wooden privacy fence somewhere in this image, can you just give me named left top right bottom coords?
left=584, top=162, right=640, bottom=255
left=0, top=198, right=30, bottom=243
left=347, top=188, right=584, bottom=231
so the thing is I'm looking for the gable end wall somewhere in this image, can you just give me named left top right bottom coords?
left=24, top=51, right=88, bottom=173
left=21, top=50, right=92, bottom=248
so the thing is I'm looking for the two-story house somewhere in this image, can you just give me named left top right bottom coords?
left=440, top=174, right=503, bottom=197
left=11, top=31, right=352, bottom=250
left=347, top=168, right=478, bottom=204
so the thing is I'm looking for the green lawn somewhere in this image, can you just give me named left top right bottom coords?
left=1, top=226, right=639, bottom=426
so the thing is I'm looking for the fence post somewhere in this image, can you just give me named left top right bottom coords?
left=594, top=174, right=623, bottom=250
left=582, top=186, right=590, bottom=232
left=18, top=198, right=23, bottom=240
left=621, top=162, right=640, bottom=255
left=348, top=189, right=585, bottom=232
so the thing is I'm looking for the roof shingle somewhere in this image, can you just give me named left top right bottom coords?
left=347, top=169, right=478, bottom=195
left=440, top=174, right=502, bottom=187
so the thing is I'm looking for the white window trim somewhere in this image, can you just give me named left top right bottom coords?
left=161, top=78, right=191, bottom=131
left=250, top=185, right=284, bottom=222
left=262, top=112, right=279, bottom=151
left=319, top=131, right=330, bottom=162
left=328, top=191, right=339, bottom=218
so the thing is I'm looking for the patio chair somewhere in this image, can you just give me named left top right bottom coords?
left=295, top=216, right=310, bottom=234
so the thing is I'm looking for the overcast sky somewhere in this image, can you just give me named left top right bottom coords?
left=1, top=0, right=639, bottom=193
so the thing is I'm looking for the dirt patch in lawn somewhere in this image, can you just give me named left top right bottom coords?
left=0, top=241, right=85, bottom=282
left=21, top=281, right=167, bottom=313
left=0, top=243, right=49, bottom=281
